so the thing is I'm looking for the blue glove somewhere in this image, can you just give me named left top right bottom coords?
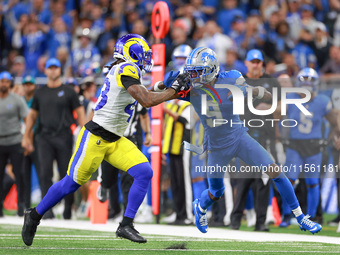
left=163, top=70, right=180, bottom=88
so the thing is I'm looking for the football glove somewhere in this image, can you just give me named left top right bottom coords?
left=170, top=73, right=191, bottom=94
left=163, top=70, right=180, bottom=88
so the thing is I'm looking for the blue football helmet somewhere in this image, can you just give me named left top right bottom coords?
left=113, top=34, right=153, bottom=74
left=184, top=47, right=219, bottom=87
left=296, top=67, right=319, bottom=92
left=172, top=44, right=192, bottom=71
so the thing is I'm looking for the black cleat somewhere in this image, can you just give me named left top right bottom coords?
left=22, top=208, right=40, bottom=246
left=116, top=223, right=147, bottom=243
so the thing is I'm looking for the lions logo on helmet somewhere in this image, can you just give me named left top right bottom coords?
left=296, top=67, right=319, bottom=92
left=184, top=47, right=219, bottom=87
left=113, top=34, right=153, bottom=75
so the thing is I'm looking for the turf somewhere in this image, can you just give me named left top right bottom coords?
left=0, top=224, right=339, bottom=255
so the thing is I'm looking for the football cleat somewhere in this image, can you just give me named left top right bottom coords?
left=116, top=223, right=147, bottom=243
left=279, top=215, right=291, bottom=228
left=297, top=214, right=322, bottom=234
left=193, top=199, right=208, bottom=233
left=22, top=208, right=40, bottom=246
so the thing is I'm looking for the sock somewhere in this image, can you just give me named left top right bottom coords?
left=192, top=180, right=207, bottom=200
left=307, top=185, right=319, bottom=218
left=199, top=189, right=214, bottom=210
left=125, top=163, right=153, bottom=218
left=36, top=175, right=80, bottom=215
left=273, top=173, right=300, bottom=214
left=30, top=208, right=42, bottom=221
left=292, top=207, right=303, bottom=218
left=281, top=196, right=292, bottom=216
left=121, top=216, right=133, bottom=227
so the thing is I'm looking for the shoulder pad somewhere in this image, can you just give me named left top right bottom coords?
left=117, top=62, right=141, bottom=80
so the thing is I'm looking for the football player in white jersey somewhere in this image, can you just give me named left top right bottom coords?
left=22, top=34, right=190, bottom=245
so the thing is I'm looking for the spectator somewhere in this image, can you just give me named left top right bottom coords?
left=96, top=17, right=118, bottom=55
left=22, top=75, right=40, bottom=210
left=217, top=0, right=245, bottom=35
left=309, top=22, right=333, bottom=70
left=12, top=18, right=48, bottom=75
left=100, top=39, right=116, bottom=66
left=10, top=56, right=26, bottom=78
left=0, top=71, right=28, bottom=217
left=300, top=4, right=319, bottom=35
left=34, top=55, right=48, bottom=80
left=286, top=0, right=301, bottom=42
left=131, top=19, right=148, bottom=40
left=50, top=0, right=73, bottom=30
left=56, top=46, right=72, bottom=78
left=229, top=16, right=247, bottom=51
left=291, top=28, right=317, bottom=69
left=220, top=47, right=247, bottom=75
left=71, top=29, right=101, bottom=77
left=79, top=76, right=97, bottom=117
left=282, top=53, right=300, bottom=78
left=320, top=46, right=340, bottom=79
left=166, top=20, right=196, bottom=65
left=239, top=16, right=265, bottom=59
left=196, top=20, right=234, bottom=65
left=47, top=18, right=71, bottom=58
left=21, top=58, right=86, bottom=219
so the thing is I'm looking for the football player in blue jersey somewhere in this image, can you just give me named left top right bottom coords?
left=21, top=34, right=191, bottom=246
left=279, top=68, right=339, bottom=227
left=157, top=47, right=323, bottom=235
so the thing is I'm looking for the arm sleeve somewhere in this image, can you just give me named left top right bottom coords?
left=140, top=106, right=147, bottom=115
left=121, top=75, right=140, bottom=90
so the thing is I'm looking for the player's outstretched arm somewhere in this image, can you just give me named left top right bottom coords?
left=127, top=84, right=177, bottom=108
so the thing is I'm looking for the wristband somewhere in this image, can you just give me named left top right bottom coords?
left=154, top=81, right=166, bottom=92
left=256, top=87, right=265, bottom=99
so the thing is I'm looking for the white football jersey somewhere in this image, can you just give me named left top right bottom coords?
left=92, top=62, right=142, bottom=136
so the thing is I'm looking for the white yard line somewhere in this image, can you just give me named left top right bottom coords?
left=1, top=247, right=339, bottom=253
left=1, top=216, right=340, bottom=245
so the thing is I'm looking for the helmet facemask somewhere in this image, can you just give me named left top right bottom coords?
left=296, top=68, right=319, bottom=93
left=184, top=47, right=219, bottom=88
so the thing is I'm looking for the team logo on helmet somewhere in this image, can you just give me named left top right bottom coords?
left=201, top=52, right=216, bottom=64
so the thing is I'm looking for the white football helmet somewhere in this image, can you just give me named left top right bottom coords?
left=184, top=47, right=219, bottom=87
left=296, top=67, right=319, bottom=92
left=172, top=44, right=193, bottom=71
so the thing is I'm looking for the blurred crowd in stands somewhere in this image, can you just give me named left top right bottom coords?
left=0, top=0, right=340, bottom=86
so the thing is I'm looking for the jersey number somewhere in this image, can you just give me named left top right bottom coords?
left=94, top=78, right=110, bottom=111
left=298, top=112, right=313, bottom=134
left=124, top=101, right=137, bottom=122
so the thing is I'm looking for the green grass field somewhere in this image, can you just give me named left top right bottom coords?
left=0, top=216, right=339, bottom=255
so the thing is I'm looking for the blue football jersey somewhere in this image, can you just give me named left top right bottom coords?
left=184, top=70, right=249, bottom=150
left=287, top=93, right=332, bottom=139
